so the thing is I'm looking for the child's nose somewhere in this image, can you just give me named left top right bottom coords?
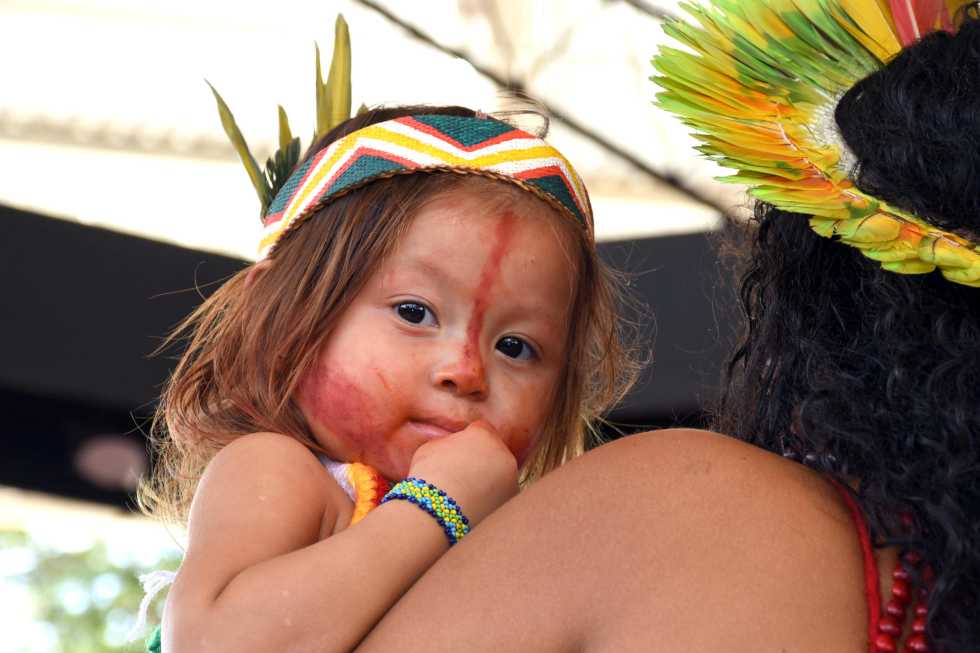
left=431, top=345, right=488, bottom=398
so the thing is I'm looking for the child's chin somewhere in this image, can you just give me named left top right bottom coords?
left=362, top=456, right=410, bottom=483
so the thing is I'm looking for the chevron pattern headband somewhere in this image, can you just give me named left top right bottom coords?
left=259, top=114, right=593, bottom=259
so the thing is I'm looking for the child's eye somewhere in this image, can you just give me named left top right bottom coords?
left=395, top=302, right=437, bottom=326
left=495, top=336, right=536, bottom=361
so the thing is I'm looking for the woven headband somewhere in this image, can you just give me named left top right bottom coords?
left=258, top=114, right=592, bottom=259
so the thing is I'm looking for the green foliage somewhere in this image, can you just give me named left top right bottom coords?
left=2, top=528, right=181, bottom=653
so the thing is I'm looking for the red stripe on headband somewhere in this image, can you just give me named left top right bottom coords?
left=514, top=164, right=588, bottom=218
left=265, top=213, right=285, bottom=227
left=264, top=147, right=332, bottom=228
left=396, top=116, right=529, bottom=152
left=319, top=146, right=419, bottom=192
left=266, top=145, right=420, bottom=228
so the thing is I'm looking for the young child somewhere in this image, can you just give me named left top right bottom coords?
left=138, top=105, right=637, bottom=652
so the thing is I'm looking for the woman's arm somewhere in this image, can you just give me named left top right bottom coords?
left=164, top=428, right=514, bottom=653
left=358, top=429, right=869, bottom=653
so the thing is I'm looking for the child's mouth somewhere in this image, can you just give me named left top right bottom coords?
left=407, top=417, right=468, bottom=439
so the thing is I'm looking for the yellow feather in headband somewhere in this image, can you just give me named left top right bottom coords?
left=653, top=0, right=980, bottom=287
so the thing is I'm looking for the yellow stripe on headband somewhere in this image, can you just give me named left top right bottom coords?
left=259, top=114, right=592, bottom=258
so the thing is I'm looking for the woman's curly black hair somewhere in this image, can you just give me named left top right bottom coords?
left=714, top=14, right=980, bottom=653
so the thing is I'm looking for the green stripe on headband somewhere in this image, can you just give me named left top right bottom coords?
left=259, top=114, right=592, bottom=258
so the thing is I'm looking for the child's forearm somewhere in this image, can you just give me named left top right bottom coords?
left=166, top=501, right=449, bottom=653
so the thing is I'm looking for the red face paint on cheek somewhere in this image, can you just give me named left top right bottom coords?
left=299, top=364, right=396, bottom=471
left=374, top=368, right=392, bottom=392
left=464, top=212, right=516, bottom=366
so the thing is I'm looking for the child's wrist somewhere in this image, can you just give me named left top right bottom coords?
left=381, top=477, right=471, bottom=546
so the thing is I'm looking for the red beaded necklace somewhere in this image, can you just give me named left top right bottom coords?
left=832, top=479, right=932, bottom=653
left=874, top=549, right=931, bottom=653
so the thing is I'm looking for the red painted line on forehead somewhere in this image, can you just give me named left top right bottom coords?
left=463, top=211, right=516, bottom=368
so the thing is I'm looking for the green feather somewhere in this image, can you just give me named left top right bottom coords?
left=265, top=137, right=301, bottom=204
left=883, top=260, right=937, bottom=274
left=278, top=105, right=293, bottom=152
left=942, top=264, right=980, bottom=286
left=207, top=80, right=270, bottom=215
left=315, top=43, right=328, bottom=137
left=210, top=13, right=354, bottom=217
left=810, top=218, right=838, bottom=237
left=862, top=246, right=920, bottom=262
left=324, top=14, right=352, bottom=132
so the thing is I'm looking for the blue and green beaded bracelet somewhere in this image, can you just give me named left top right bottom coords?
left=381, top=477, right=471, bottom=545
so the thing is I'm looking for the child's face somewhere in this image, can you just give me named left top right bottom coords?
left=297, top=187, right=579, bottom=480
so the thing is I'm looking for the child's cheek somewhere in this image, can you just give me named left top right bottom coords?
left=505, top=382, right=555, bottom=466
left=299, top=364, right=396, bottom=471
left=511, top=426, right=536, bottom=466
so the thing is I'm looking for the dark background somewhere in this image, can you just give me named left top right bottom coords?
left=1, top=203, right=738, bottom=510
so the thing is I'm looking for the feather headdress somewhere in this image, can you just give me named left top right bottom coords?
left=653, top=0, right=980, bottom=287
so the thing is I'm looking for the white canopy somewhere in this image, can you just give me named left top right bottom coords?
left=0, top=0, right=746, bottom=259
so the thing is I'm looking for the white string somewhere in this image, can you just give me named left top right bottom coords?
left=320, top=455, right=356, bottom=502
left=126, top=569, right=177, bottom=641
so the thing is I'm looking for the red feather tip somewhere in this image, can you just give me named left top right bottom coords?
left=890, top=0, right=951, bottom=45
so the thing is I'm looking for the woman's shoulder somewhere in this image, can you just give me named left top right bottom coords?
left=361, top=428, right=871, bottom=651
left=570, top=428, right=870, bottom=649
left=593, top=428, right=839, bottom=502
left=584, top=428, right=857, bottom=550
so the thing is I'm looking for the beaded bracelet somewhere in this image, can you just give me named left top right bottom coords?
left=381, top=477, right=471, bottom=546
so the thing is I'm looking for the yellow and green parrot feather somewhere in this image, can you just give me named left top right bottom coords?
left=653, top=0, right=980, bottom=287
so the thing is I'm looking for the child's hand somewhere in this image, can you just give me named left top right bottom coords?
left=407, top=420, right=519, bottom=528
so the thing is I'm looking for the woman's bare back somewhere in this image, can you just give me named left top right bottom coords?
left=359, top=429, right=877, bottom=652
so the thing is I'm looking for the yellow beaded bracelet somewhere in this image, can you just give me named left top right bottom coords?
left=381, top=477, right=471, bottom=545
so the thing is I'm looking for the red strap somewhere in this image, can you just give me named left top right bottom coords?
left=828, top=478, right=881, bottom=653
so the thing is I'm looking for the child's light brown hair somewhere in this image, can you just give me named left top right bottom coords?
left=139, top=105, right=641, bottom=525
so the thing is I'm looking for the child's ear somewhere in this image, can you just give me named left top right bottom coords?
left=244, top=258, right=273, bottom=290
